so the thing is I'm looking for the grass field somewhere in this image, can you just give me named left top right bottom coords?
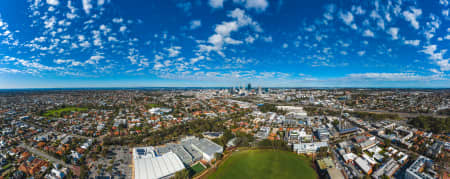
left=208, top=150, right=317, bottom=179
left=190, top=162, right=206, bottom=176
left=43, top=107, right=88, bottom=117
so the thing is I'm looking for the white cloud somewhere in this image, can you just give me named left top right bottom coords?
left=387, top=27, right=399, bottom=40
left=339, top=11, right=354, bottom=26
left=402, top=7, right=422, bottom=29
left=82, top=0, right=93, bottom=14
left=98, top=0, right=105, bottom=6
left=153, top=62, right=164, bottom=70
left=209, top=0, right=225, bottom=8
left=44, top=16, right=56, bottom=29
left=112, top=18, right=123, bottom=24
left=79, top=41, right=91, bottom=48
left=0, top=68, right=22, bottom=74
left=403, top=39, right=420, bottom=46
left=357, top=51, right=365, bottom=56
left=190, top=55, right=205, bottom=64
left=323, top=4, right=335, bottom=20
left=245, top=35, right=255, bottom=43
left=224, top=37, right=243, bottom=44
left=54, top=59, right=83, bottom=66
left=421, top=45, right=437, bottom=56
left=189, top=20, right=202, bottom=30
left=282, top=43, right=288, bottom=48
left=166, top=46, right=182, bottom=57
left=46, top=0, right=59, bottom=6
left=119, top=26, right=127, bottom=32
left=352, top=5, right=365, bottom=15
left=262, top=36, right=272, bottom=42
left=429, top=68, right=442, bottom=74
left=363, top=29, right=375, bottom=37
left=85, top=55, right=104, bottom=65
left=199, top=8, right=262, bottom=56
left=233, top=0, right=269, bottom=12
left=420, top=45, right=449, bottom=71
left=437, top=60, right=449, bottom=71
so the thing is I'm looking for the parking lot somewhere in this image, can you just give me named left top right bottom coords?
left=89, top=145, right=132, bottom=179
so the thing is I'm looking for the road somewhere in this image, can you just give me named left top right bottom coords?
left=19, top=143, right=73, bottom=168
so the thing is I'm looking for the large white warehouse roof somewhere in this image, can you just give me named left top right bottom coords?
left=134, top=152, right=185, bottom=179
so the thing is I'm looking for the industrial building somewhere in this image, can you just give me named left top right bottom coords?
left=372, top=159, right=400, bottom=179
left=180, top=136, right=223, bottom=162
left=354, top=157, right=372, bottom=175
left=133, top=147, right=185, bottom=179
left=405, top=156, right=437, bottom=179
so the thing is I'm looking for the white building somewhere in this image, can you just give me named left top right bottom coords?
left=134, top=152, right=185, bottom=179
left=355, top=157, right=372, bottom=174
left=405, top=156, right=436, bottom=179
left=181, top=137, right=223, bottom=162
left=293, top=142, right=328, bottom=154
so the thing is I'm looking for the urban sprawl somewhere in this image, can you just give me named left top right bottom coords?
left=0, top=87, right=449, bottom=179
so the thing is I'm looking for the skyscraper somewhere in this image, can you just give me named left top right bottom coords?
left=247, top=83, right=251, bottom=91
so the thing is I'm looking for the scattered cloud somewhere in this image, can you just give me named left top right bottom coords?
left=209, top=0, right=225, bottom=9
left=189, top=20, right=202, bottom=30
left=363, top=29, right=375, bottom=37
left=402, top=7, right=422, bottom=30
left=46, top=0, right=59, bottom=6
left=387, top=27, right=399, bottom=40
left=233, top=0, right=269, bottom=12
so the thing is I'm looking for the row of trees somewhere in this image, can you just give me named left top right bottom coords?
left=408, top=116, right=450, bottom=133
left=350, top=111, right=401, bottom=121
left=102, top=119, right=226, bottom=146
left=257, top=103, right=286, bottom=114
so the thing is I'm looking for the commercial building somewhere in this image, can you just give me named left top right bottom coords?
left=326, top=168, right=345, bottom=179
left=354, top=157, right=372, bottom=175
left=372, top=159, right=400, bottom=178
left=180, top=136, right=223, bottom=162
left=293, top=142, right=328, bottom=154
left=317, top=157, right=335, bottom=171
left=134, top=151, right=185, bottom=179
left=405, top=156, right=437, bottom=179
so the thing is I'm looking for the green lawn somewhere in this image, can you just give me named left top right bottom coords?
left=208, top=150, right=317, bottom=179
left=190, top=162, right=206, bottom=175
left=43, top=107, right=88, bottom=117
left=2, top=163, right=11, bottom=170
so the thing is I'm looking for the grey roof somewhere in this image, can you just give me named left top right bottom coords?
left=157, top=143, right=195, bottom=165
left=181, top=137, right=223, bottom=157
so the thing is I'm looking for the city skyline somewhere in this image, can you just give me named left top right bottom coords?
left=0, top=0, right=449, bottom=88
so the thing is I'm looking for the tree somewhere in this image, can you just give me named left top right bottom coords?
left=172, top=169, right=189, bottom=179
left=384, top=138, right=391, bottom=148
left=215, top=153, right=223, bottom=160
left=107, top=166, right=113, bottom=173
left=352, top=146, right=362, bottom=155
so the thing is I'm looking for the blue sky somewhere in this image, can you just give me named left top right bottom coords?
left=0, top=0, right=449, bottom=88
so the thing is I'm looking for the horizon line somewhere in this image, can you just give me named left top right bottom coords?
left=0, top=86, right=449, bottom=90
